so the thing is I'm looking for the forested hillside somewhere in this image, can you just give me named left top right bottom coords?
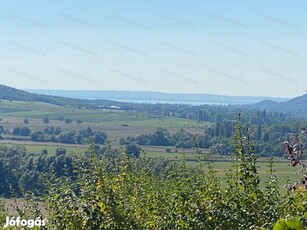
left=0, top=85, right=130, bottom=110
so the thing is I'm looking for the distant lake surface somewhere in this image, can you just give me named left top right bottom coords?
left=25, top=89, right=289, bottom=106
left=97, top=98, right=250, bottom=105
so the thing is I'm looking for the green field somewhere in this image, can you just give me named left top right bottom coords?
left=0, top=142, right=88, bottom=155
left=0, top=100, right=206, bottom=126
left=0, top=100, right=210, bottom=140
left=0, top=99, right=303, bottom=192
left=147, top=151, right=300, bottom=188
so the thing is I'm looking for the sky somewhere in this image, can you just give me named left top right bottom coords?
left=0, top=0, right=306, bottom=98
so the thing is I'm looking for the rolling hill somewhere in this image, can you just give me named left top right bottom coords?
left=1, top=84, right=306, bottom=116
left=251, top=94, right=307, bottom=116
left=0, top=85, right=130, bottom=110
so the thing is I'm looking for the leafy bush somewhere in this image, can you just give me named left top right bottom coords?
left=1, top=115, right=306, bottom=229
left=0, top=201, right=6, bottom=225
left=43, top=116, right=49, bottom=124
left=41, top=118, right=306, bottom=229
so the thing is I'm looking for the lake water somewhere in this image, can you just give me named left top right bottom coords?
left=109, top=98, right=249, bottom=105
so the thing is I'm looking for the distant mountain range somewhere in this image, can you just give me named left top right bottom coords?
left=25, top=89, right=289, bottom=105
left=0, top=85, right=306, bottom=116
left=250, top=94, right=307, bottom=116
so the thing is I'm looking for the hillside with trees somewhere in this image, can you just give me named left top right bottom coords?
left=0, top=84, right=130, bottom=110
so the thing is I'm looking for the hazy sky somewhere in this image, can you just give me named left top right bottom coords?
left=1, top=0, right=306, bottom=97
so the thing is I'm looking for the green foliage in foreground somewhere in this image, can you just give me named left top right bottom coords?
left=1, top=119, right=306, bottom=229
left=0, top=201, right=5, bottom=225
left=43, top=120, right=306, bottom=229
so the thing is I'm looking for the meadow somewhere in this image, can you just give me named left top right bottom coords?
left=0, top=100, right=209, bottom=141
left=0, top=99, right=301, bottom=190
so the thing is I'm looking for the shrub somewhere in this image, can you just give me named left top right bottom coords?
left=42, top=124, right=306, bottom=229
left=64, top=118, right=72, bottom=125
left=43, top=116, right=49, bottom=124
left=55, top=148, right=66, bottom=156
left=3, top=115, right=306, bottom=229
left=41, top=149, right=48, bottom=155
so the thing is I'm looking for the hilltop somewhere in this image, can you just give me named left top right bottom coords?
left=280, top=93, right=307, bottom=115
left=0, top=85, right=130, bottom=110
left=251, top=94, right=307, bottom=116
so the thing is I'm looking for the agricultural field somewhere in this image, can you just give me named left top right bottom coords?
left=0, top=100, right=210, bottom=141
left=0, top=142, right=88, bottom=156
left=147, top=151, right=300, bottom=189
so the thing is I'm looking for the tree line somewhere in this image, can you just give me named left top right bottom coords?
left=0, top=126, right=107, bottom=145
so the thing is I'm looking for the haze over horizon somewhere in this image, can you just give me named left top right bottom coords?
left=1, top=1, right=306, bottom=98
left=25, top=87, right=292, bottom=100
